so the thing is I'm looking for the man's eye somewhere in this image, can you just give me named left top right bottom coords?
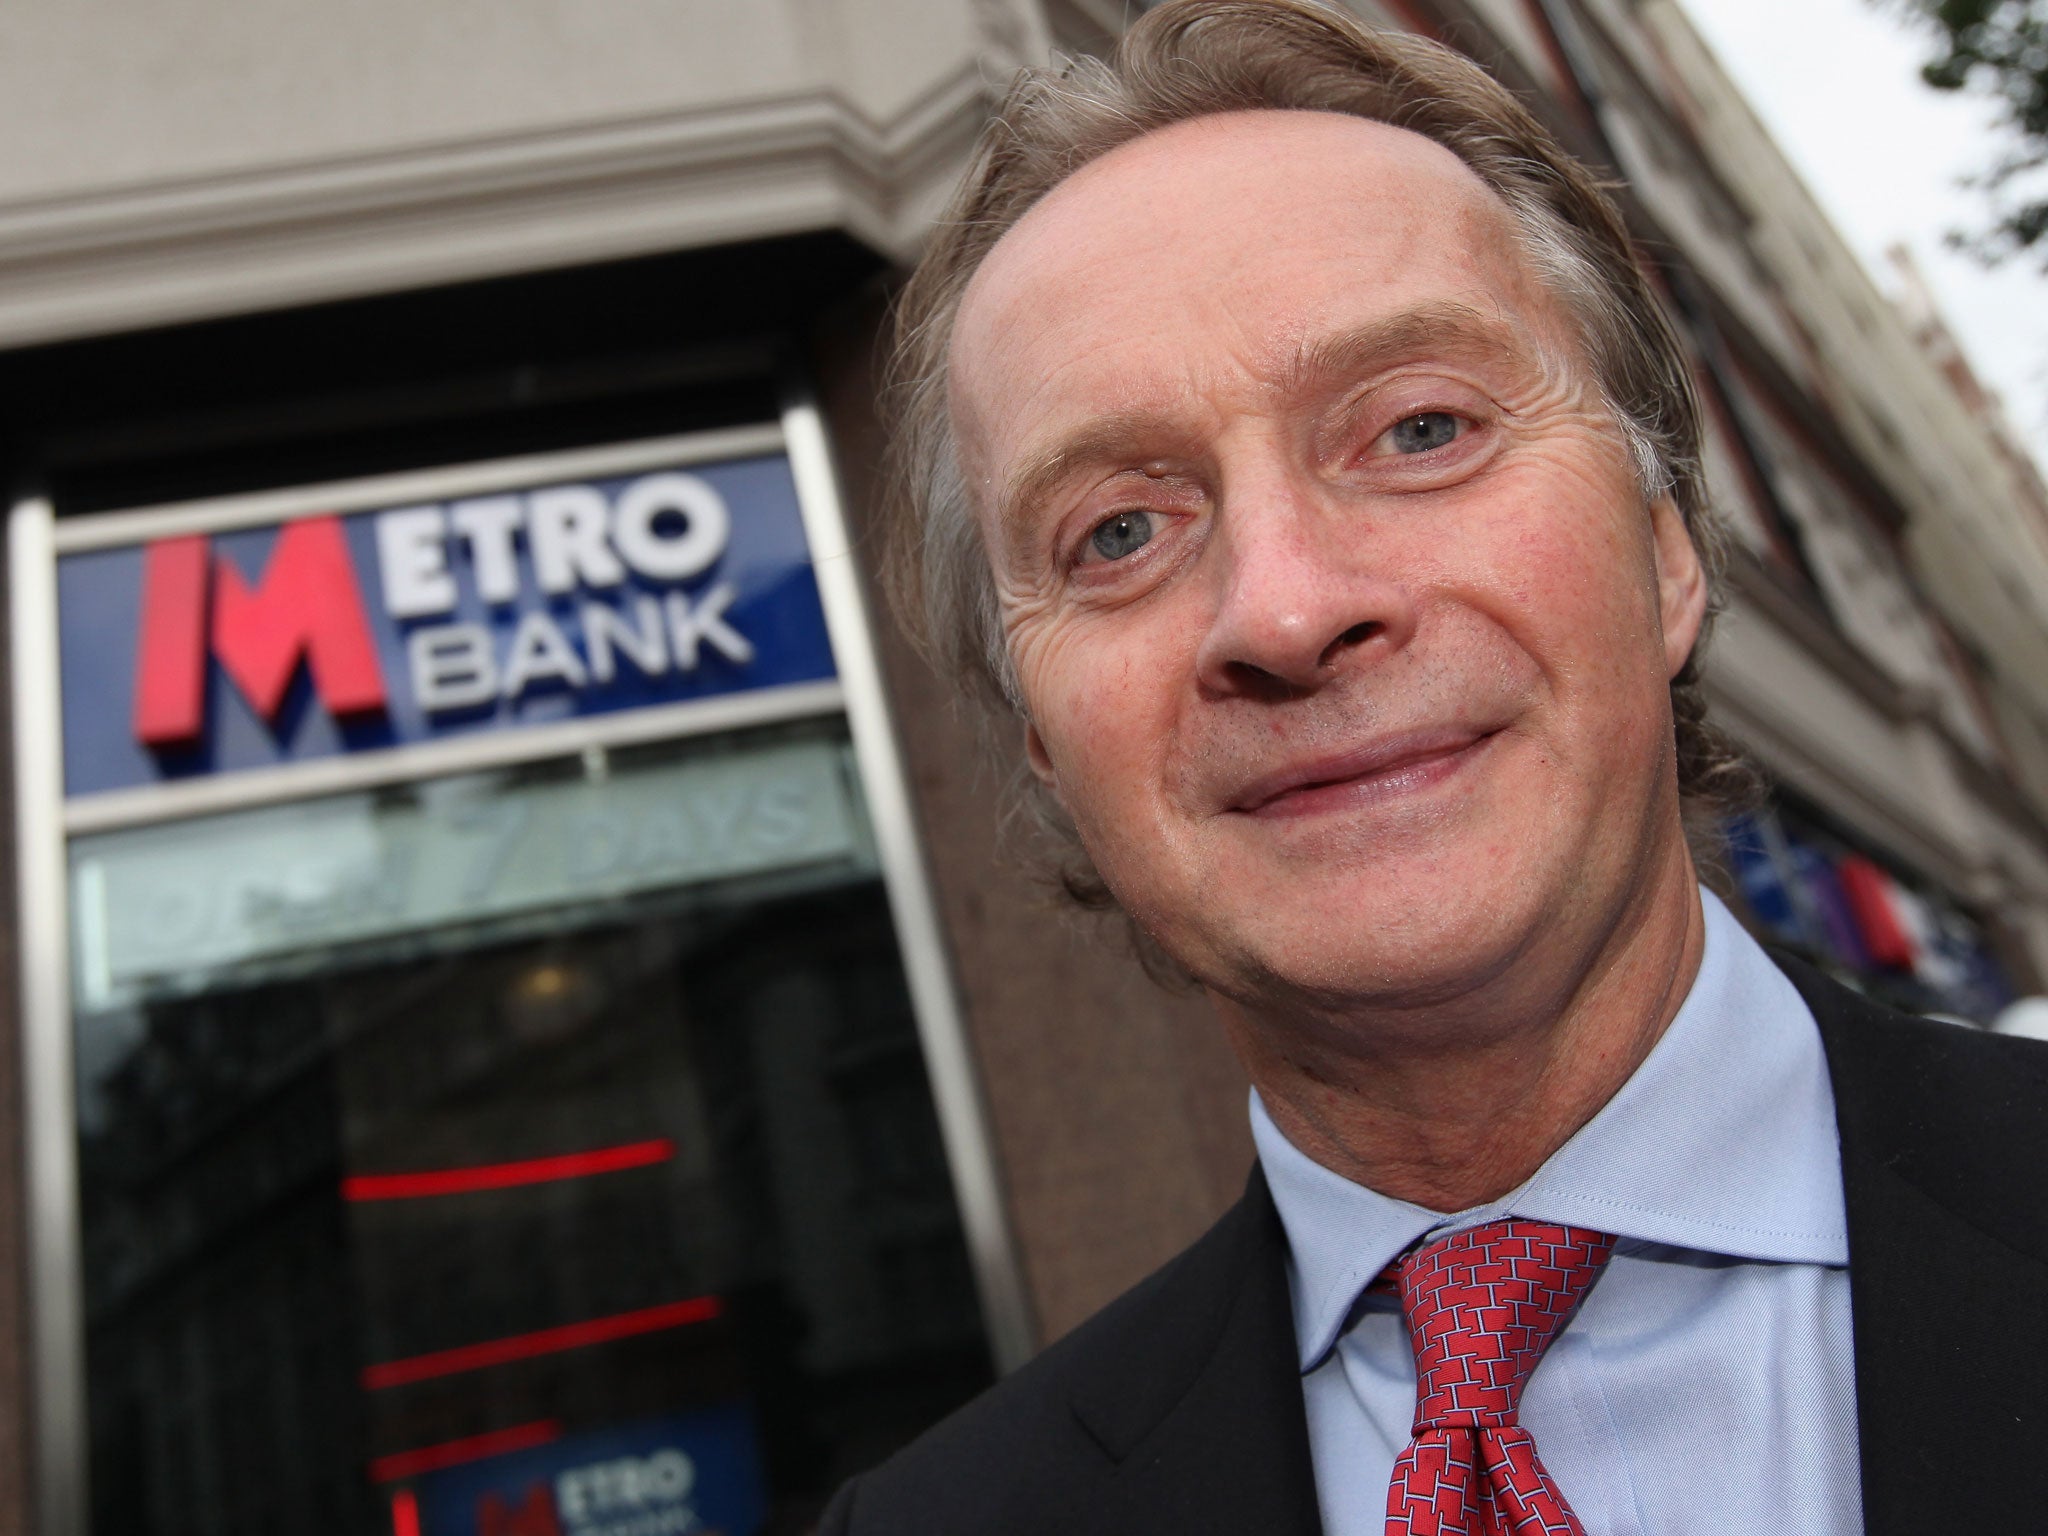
left=1088, top=510, right=1157, bottom=562
left=1380, top=411, right=1464, bottom=455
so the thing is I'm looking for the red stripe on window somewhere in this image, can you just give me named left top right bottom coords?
left=390, top=1490, right=422, bottom=1536
left=371, top=1420, right=564, bottom=1483
left=361, top=1295, right=723, bottom=1391
left=342, top=1138, right=675, bottom=1202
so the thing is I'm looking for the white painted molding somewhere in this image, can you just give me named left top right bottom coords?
left=1706, top=673, right=1981, bottom=896
left=0, top=70, right=990, bottom=349
left=1702, top=594, right=2040, bottom=898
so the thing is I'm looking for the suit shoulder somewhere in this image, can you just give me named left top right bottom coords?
left=1793, top=955, right=2048, bottom=1124
left=1787, top=956, right=2048, bottom=1256
left=827, top=1181, right=1270, bottom=1535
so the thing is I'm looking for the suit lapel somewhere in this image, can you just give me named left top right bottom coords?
left=1065, top=1168, right=1323, bottom=1536
left=1792, top=960, right=2048, bottom=1533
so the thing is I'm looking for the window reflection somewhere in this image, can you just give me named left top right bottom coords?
left=72, top=723, right=992, bottom=1535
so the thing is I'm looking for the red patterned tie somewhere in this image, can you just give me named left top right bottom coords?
left=1384, top=1220, right=1615, bottom=1536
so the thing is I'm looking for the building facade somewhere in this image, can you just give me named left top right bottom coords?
left=0, top=1, right=2042, bottom=1533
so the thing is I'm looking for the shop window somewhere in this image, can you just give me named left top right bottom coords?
left=72, top=724, right=992, bottom=1535
left=25, top=428, right=1008, bottom=1536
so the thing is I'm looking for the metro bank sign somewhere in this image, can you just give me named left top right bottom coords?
left=57, top=453, right=836, bottom=798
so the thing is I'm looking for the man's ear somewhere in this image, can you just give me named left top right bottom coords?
left=1650, top=495, right=1708, bottom=679
left=1023, top=718, right=1061, bottom=797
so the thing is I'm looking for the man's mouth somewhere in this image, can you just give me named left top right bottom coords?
left=1226, top=727, right=1499, bottom=818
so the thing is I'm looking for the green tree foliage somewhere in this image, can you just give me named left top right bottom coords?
left=1886, top=0, right=2048, bottom=262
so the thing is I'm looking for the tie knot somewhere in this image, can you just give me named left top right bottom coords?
left=1392, top=1219, right=1615, bottom=1433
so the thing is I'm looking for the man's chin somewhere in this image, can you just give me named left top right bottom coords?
left=1156, top=877, right=1546, bottom=1019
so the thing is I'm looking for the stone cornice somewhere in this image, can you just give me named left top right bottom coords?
left=1712, top=554, right=2048, bottom=899
left=0, top=69, right=989, bottom=350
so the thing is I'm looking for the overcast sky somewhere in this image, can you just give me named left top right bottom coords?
left=1677, top=0, right=2048, bottom=470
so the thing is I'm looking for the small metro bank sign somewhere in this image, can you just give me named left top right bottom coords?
left=58, top=452, right=836, bottom=798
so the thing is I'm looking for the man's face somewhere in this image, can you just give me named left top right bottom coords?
left=949, top=111, right=1705, bottom=1017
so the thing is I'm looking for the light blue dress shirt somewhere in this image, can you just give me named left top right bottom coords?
left=1252, top=888, right=1862, bottom=1535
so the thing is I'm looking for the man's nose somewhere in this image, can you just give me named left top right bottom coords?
left=1192, top=487, right=1417, bottom=698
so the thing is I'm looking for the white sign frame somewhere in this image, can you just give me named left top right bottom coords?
left=10, top=408, right=1034, bottom=1536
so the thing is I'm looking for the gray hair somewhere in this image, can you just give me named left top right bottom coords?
left=884, top=0, right=1753, bottom=906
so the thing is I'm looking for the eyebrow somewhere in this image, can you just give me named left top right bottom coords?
left=993, top=414, right=1176, bottom=556
left=1283, top=300, right=1528, bottom=396
left=989, top=299, right=1541, bottom=550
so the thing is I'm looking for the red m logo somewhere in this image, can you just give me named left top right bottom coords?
left=477, top=1486, right=564, bottom=1536
left=133, top=516, right=390, bottom=748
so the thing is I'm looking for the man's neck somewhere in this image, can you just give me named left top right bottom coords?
left=1224, top=859, right=1708, bottom=1213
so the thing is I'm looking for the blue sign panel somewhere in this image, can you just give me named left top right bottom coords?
left=411, top=1406, right=768, bottom=1536
left=57, top=453, right=837, bottom=797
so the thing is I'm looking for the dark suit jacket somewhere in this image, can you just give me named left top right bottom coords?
left=822, top=961, right=2048, bottom=1534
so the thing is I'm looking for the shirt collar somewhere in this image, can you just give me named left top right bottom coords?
left=1252, top=887, right=1849, bottom=1372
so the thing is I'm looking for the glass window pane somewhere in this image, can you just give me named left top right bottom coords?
left=70, top=721, right=993, bottom=1536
